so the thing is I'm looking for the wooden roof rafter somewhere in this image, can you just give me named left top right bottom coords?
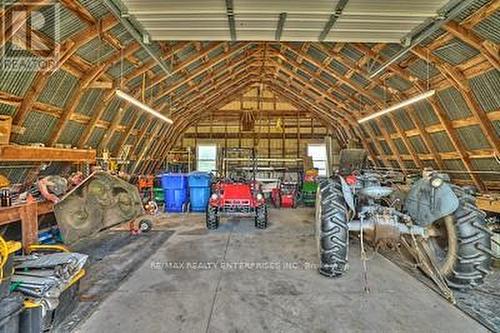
left=134, top=67, right=263, bottom=163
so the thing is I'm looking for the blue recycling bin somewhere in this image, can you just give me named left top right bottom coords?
left=188, top=172, right=212, bottom=212
left=161, top=173, right=189, bottom=213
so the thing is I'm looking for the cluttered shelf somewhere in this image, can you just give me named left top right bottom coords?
left=0, top=200, right=53, bottom=251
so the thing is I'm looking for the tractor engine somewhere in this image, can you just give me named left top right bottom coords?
left=342, top=173, right=425, bottom=247
left=353, top=206, right=412, bottom=247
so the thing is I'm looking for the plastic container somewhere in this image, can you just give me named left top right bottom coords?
left=188, top=173, right=212, bottom=213
left=153, top=187, right=164, bottom=203
left=0, top=294, right=23, bottom=333
left=188, top=172, right=211, bottom=188
left=153, top=176, right=165, bottom=203
left=161, top=174, right=189, bottom=213
left=20, top=302, right=43, bottom=333
left=302, top=181, right=318, bottom=207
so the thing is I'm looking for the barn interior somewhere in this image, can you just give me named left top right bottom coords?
left=0, top=1, right=499, bottom=332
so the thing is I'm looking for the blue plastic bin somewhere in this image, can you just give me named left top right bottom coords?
left=188, top=172, right=212, bottom=212
left=161, top=173, right=189, bottom=212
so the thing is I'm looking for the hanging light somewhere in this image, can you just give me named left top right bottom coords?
left=115, top=90, right=173, bottom=124
left=357, top=90, right=436, bottom=124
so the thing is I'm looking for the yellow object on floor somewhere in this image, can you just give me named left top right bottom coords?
left=0, top=236, right=21, bottom=279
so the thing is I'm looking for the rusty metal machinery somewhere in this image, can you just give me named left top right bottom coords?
left=316, top=149, right=495, bottom=302
left=53, top=172, right=144, bottom=244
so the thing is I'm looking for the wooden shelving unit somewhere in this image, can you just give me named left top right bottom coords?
left=0, top=145, right=96, bottom=250
left=0, top=200, right=53, bottom=251
left=0, top=145, right=96, bottom=162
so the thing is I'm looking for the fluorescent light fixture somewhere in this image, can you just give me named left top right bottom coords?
left=358, top=90, right=436, bottom=124
left=115, top=90, right=173, bottom=124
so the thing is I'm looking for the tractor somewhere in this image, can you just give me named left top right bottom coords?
left=206, top=180, right=268, bottom=229
left=316, top=149, right=493, bottom=295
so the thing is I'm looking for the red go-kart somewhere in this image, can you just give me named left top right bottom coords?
left=206, top=181, right=268, bottom=230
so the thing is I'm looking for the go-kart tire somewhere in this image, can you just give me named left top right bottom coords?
left=316, top=178, right=349, bottom=278
left=428, top=185, right=492, bottom=289
left=272, top=193, right=281, bottom=209
left=138, top=218, right=153, bottom=233
left=255, top=205, right=268, bottom=229
left=206, top=206, right=219, bottom=230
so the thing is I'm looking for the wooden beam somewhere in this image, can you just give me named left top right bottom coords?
left=131, top=123, right=163, bottom=174
left=413, top=47, right=499, bottom=156
left=112, top=113, right=141, bottom=156
left=428, top=97, right=485, bottom=190
left=153, top=43, right=252, bottom=102
left=49, top=43, right=141, bottom=146
left=476, top=195, right=500, bottom=214
left=156, top=81, right=259, bottom=162
left=388, top=115, right=423, bottom=169
left=10, top=14, right=118, bottom=136
left=183, top=133, right=336, bottom=140
left=407, top=108, right=445, bottom=170
left=60, top=0, right=95, bottom=24
left=50, top=14, right=118, bottom=72
left=317, top=43, right=424, bottom=168
left=443, top=21, right=499, bottom=70
left=375, top=118, right=406, bottom=172
left=461, top=90, right=500, bottom=155
left=350, top=43, right=492, bottom=182
left=0, top=145, right=95, bottom=162
left=0, top=1, right=52, bottom=48
left=146, top=42, right=226, bottom=89
left=12, top=72, right=49, bottom=127
left=123, top=42, right=191, bottom=84
left=463, top=0, right=499, bottom=28
left=99, top=106, right=125, bottom=150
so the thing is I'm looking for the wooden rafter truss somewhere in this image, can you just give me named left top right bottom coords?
left=0, top=1, right=498, bottom=190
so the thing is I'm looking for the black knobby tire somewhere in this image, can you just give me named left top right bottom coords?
left=316, top=179, right=349, bottom=278
left=255, top=205, right=268, bottom=229
left=272, top=193, right=281, bottom=208
left=138, top=218, right=153, bottom=233
left=429, top=185, right=492, bottom=289
left=206, top=206, right=219, bottom=230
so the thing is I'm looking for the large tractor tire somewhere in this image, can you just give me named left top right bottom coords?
left=315, top=179, right=349, bottom=278
left=255, top=205, right=268, bottom=229
left=427, top=185, right=492, bottom=289
left=206, top=206, right=219, bottom=230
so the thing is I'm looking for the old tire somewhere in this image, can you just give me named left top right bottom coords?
left=206, top=206, right=219, bottom=230
left=255, top=205, right=268, bottom=229
left=138, top=218, right=153, bottom=232
left=316, top=179, right=349, bottom=278
left=427, top=185, right=492, bottom=289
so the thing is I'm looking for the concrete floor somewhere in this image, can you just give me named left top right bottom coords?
left=76, top=208, right=486, bottom=333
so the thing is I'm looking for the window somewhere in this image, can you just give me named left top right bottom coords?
left=307, top=144, right=328, bottom=176
left=197, top=144, right=217, bottom=172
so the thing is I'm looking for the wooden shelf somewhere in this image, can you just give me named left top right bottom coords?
left=477, top=195, right=500, bottom=214
left=0, top=145, right=96, bottom=162
left=0, top=201, right=53, bottom=251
